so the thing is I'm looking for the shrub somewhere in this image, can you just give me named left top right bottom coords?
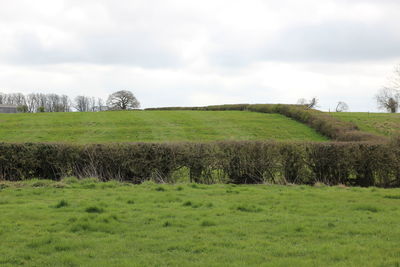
left=0, top=141, right=399, bottom=187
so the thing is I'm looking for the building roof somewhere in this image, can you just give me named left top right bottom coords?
left=0, top=104, right=18, bottom=108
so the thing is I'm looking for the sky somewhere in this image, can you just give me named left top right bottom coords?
left=0, top=0, right=400, bottom=111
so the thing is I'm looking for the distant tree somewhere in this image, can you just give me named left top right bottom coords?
left=297, top=97, right=318, bottom=109
left=390, top=64, right=400, bottom=90
left=106, top=90, right=140, bottom=110
left=17, top=105, right=29, bottom=113
left=60, top=95, right=71, bottom=112
left=376, top=88, right=399, bottom=113
left=37, top=94, right=48, bottom=111
left=96, top=98, right=106, bottom=111
left=89, top=97, right=96, bottom=112
left=46, top=94, right=63, bottom=112
left=74, top=95, right=91, bottom=112
left=5, top=93, right=26, bottom=106
left=377, top=64, right=400, bottom=113
left=26, top=93, right=39, bottom=113
left=335, top=101, right=349, bottom=112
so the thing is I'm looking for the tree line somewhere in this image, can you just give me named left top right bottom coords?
left=0, top=90, right=140, bottom=113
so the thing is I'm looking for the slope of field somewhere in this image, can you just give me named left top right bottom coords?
left=331, top=112, right=400, bottom=137
left=0, top=180, right=399, bottom=266
left=0, top=110, right=327, bottom=143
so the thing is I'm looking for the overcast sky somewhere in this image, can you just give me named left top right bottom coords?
left=1, top=0, right=400, bottom=111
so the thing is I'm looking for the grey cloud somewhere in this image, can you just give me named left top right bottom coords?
left=212, top=21, right=400, bottom=66
left=4, top=30, right=182, bottom=68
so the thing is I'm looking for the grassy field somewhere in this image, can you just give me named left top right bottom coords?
left=0, top=179, right=399, bottom=266
left=0, top=110, right=326, bottom=143
left=331, top=112, right=400, bottom=137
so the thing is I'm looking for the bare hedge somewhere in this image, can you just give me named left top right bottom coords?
left=0, top=141, right=399, bottom=187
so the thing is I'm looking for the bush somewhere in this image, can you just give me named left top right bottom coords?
left=0, top=141, right=399, bottom=187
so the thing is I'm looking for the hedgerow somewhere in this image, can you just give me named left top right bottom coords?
left=0, top=141, right=399, bottom=187
left=1, top=104, right=395, bottom=186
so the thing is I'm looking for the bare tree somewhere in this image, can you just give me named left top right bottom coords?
left=107, top=90, right=140, bottom=110
left=376, top=87, right=399, bottom=113
left=89, top=97, right=96, bottom=112
left=60, top=95, right=71, bottom=112
left=74, top=95, right=90, bottom=112
left=26, top=93, right=39, bottom=113
left=46, top=94, right=61, bottom=112
left=96, top=98, right=105, bottom=111
left=335, top=101, right=349, bottom=112
left=389, top=64, right=400, bottom=90
left=5, top=93, right=26, bottom=106
left=37, top=93, right=47, bottom=112
left=377, top=65, right=400, bottom=113
left=297, top=97, right=318, bottom=109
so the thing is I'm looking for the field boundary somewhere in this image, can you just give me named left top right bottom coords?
left=1, top=141, right=399, bottom=187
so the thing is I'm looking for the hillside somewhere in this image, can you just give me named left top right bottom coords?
left=0, top=110, right=327, bottom=143
left=330, top=112, right=400, bottom=137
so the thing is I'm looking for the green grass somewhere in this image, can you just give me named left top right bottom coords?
left=331, top=112, right=400, bottom=137
left=0, top=110, right=327, bottom=143
left=0, top=179, right=399, bottom=266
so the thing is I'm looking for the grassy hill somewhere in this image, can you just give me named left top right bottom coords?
left=331, top=112, right=400, bottom=137
left=0, top=180, right=399, bottom=266
left=0, top=110, right=327, bottom=143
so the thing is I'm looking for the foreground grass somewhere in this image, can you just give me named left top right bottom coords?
left=0, top=179, right=399, bottom=266
left=0, top=110, right=326, bottom=143
left=331, top=112, right=400, bottom=137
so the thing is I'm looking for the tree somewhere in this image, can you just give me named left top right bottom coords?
left=376, top=87, right=399, bottom=113
left=96, top=98, right=106, bottom=111
left=60, top=95, right=71, bottom=112
left=297, top=97, right=318, bottom=109
left=377, top=64, right=400, bottom=113
left=335, top=101, right=349, bottom=112
left=74, top=96, right=91, bottom=112
left=26, top=93, right=39, bottom=113
left=17, top=105, right=29, bottom=113
left=106, top=90, right=140, bottom=110
left=389, top=64, right=400, bottom=90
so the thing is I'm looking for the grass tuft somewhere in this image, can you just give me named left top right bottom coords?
left=55, top=200, right=69, bottom=208
left=200, top=220, right=216, bottom=227
left=155, top=186, right=166, bottom=192
left=236, top=205, right=262, bottom=213
left=384, top=195, right=400, bottom=200
left=354, top=205, right=379, bottom=213
left=182, top=201, right=192, bottom=206
left=85, top=206, right=104, bottom=213
left=0, top=183, right=9, bottom=190
left=163, top=221, right=172, bottom=227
